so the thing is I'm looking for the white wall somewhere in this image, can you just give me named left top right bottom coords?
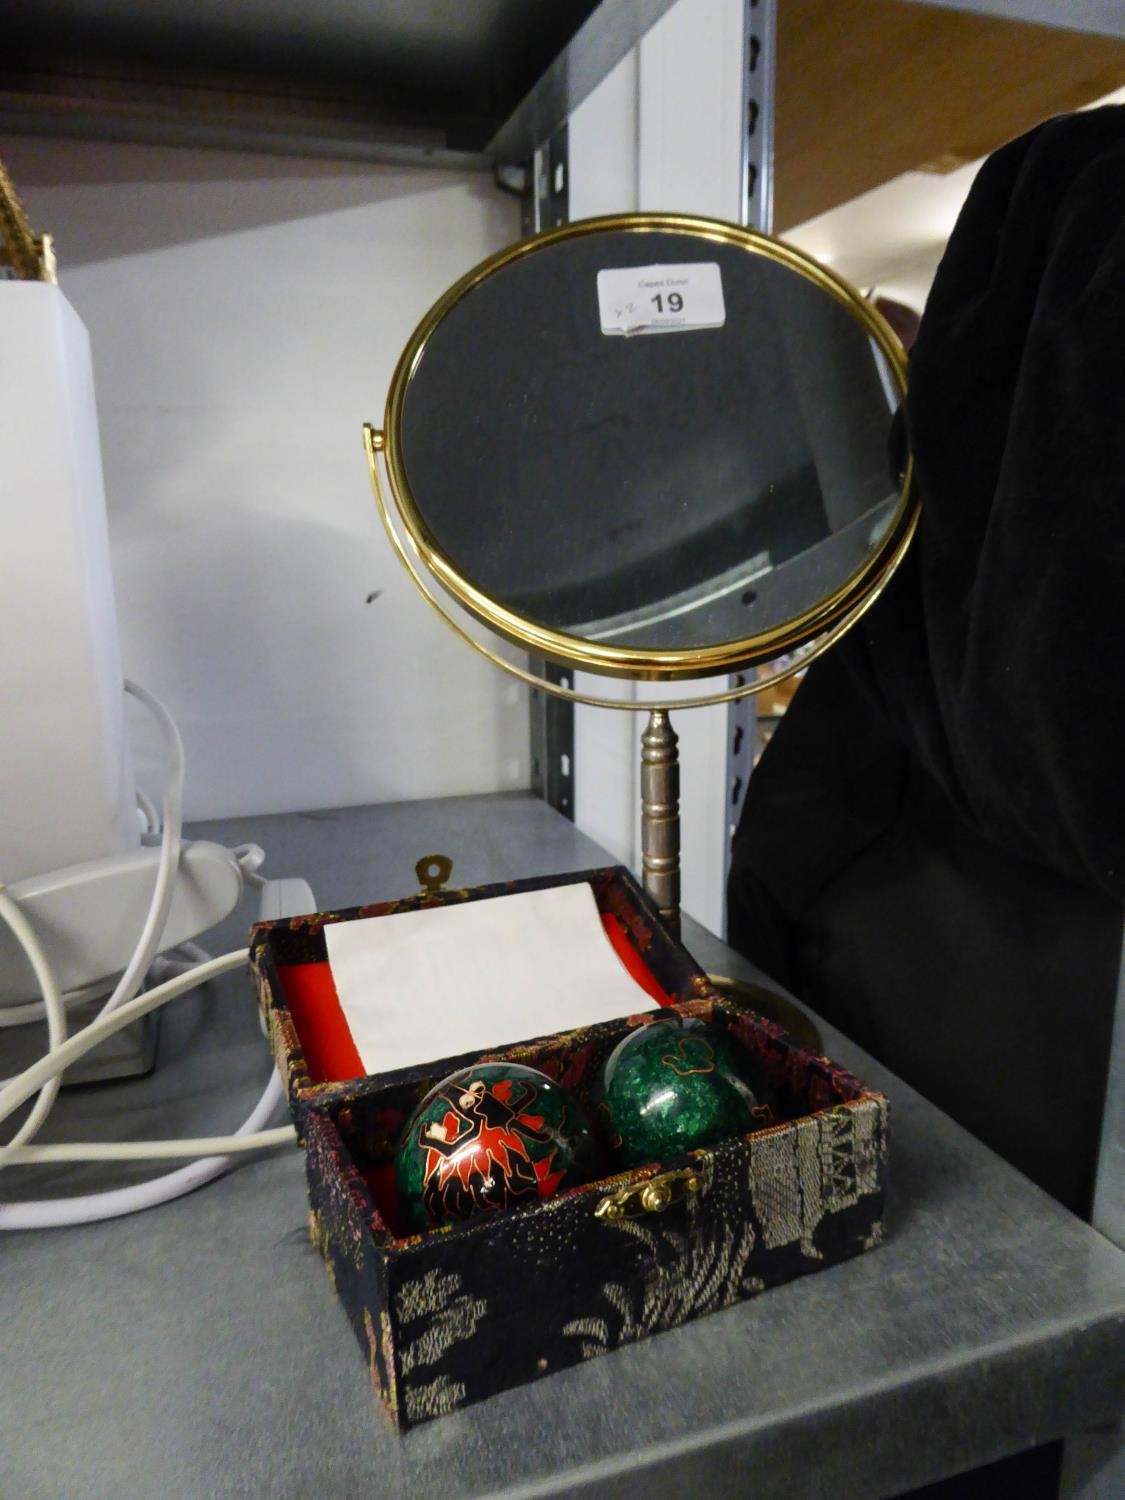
left=0, top=136, right=526, bottom=820
left=785, top=81, right=1125, bottom=314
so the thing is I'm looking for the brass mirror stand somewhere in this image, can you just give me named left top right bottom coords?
left=362, top=215, right=920, bottom=1050
left=641, top=709, right=680, bottom=937
left=639, top=702, right=825, bottom=1051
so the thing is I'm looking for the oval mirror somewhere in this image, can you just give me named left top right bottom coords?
left=372, top=214, right=917, bottom=685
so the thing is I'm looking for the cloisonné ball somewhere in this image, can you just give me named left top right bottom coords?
left=597, top=1016, right=774, bottom=1168
left=395, top=1062, right=598, bottom=1231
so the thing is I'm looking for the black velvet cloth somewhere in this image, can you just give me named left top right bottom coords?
left=728, top=107, right=1125, bottom=1221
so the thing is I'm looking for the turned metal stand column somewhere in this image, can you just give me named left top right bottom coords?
left=640, top=710, right=680, bottom=940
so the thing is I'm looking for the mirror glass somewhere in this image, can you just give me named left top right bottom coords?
left=390, top=223, right=908, bottom=665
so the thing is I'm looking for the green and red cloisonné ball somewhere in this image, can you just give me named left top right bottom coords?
left=395, top=1062, right=598, bottom=1231
left=596, top=1015, right=775, bottom=1168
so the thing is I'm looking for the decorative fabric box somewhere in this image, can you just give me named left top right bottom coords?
left=249, top=866, right=888, bottom=1431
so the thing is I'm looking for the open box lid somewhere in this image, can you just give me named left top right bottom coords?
left=250, top=866, right=714, bottom=1110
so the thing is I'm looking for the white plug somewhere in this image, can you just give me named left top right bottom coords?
left=0, top=842, right=242, bottom=1003
left=257, top=879, right=317, bottom=924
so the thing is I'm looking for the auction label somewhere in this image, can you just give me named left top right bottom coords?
left=597, top=262, right=725, bottom=336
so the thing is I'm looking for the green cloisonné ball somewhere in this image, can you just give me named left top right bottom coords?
left=597, top=1016, right=774, bottom=1168
left=395, top=1062, right=598, bottom=1231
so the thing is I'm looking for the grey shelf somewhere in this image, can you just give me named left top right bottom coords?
left=3, top=795, right=1124, bottom=1500
left=0, top=0, right=679, bottom=166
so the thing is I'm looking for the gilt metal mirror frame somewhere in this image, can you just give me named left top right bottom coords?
left=364, top=213, right=918, bottom=941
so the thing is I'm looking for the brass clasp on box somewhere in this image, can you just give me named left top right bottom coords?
left=595, top=1167, right=702, bottom=1222
left=415, top=854, right=453, bottom=895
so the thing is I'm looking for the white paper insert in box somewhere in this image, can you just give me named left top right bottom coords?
left=323, top=882, right=658, bottom=1075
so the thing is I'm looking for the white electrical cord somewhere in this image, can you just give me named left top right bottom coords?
left=0, top=888, right=66, bottom=1166
left=0, top=950, right=249, bottom=1127
left=230, top=843, right=268, bottom=889
left=0, top=947, right=297, bottom=1230
left=0, top=1071, right=290, bottom=1232
left=94, top=679, right=186, bottom=1022
left=2, top=1119, right=295, bottom=1164
left=0, top=678, right=188, bottom=1153
left=0, top=682, right=299, bottom=1229
left=135, top=787, right=160, bottom=835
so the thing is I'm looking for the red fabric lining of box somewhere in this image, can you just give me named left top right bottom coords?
left=275, top=913, right=673, bottom=1085
left=602, top=914, right=674, bottom=1008
left=275, top=959, right=365, bottom=1083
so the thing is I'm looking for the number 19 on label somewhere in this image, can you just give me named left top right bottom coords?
left=597, top=261, right=726, bottom=336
